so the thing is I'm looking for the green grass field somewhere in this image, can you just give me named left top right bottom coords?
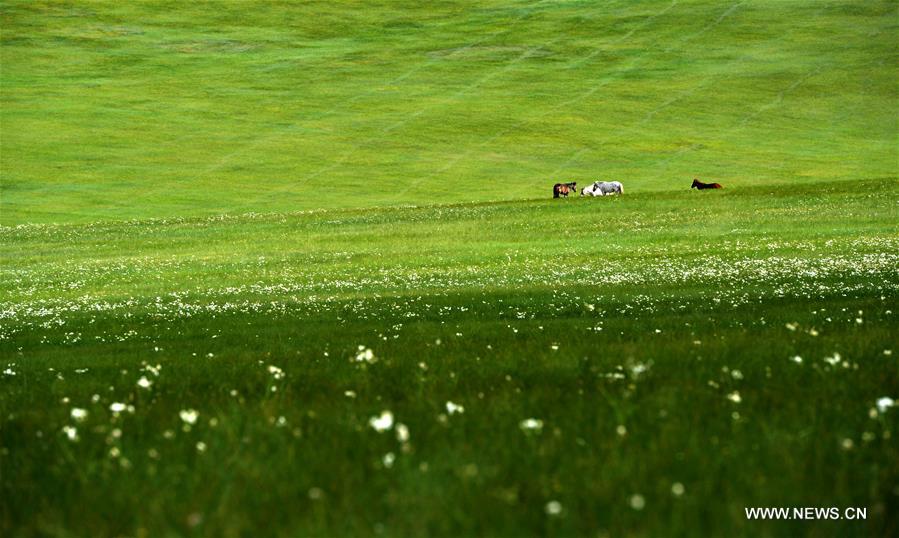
left=1, top=0, right=896, bottom=223
left=2, top=1, right=898, bottom=537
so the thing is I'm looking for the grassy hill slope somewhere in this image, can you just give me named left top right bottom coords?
left=2, top=180, right=898, bottom=536
left=2, top=0, right=896, bottom=224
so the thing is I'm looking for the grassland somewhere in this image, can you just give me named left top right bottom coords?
left=2, top=0, right=898, bottom=537
left=1, top=0, right=896, bottom=223
left=2, top=180, right=898, bottom=536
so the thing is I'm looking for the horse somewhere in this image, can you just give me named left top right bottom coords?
left=553, top=182, right=577, bottom=198
left=581, top=182, right=600, bottom=196
left=582, top=181, right=623, bottom=196
left=691, top=178, right=722, bottom=190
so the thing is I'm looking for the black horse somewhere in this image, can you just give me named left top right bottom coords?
left=691, top=178, right=723, bottom=190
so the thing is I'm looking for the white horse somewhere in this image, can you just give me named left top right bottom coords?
left=581, top=181, right=623, bottom=196
left=581, top=182, right=602, bottom=196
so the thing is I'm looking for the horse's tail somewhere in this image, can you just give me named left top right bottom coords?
left=618, top=183, right=624, bottom=194
left=553, top=185, right=560, bottom=198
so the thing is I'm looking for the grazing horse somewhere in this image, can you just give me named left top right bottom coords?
left=691, top=178, right=723, bottom=190
left=582, top=181, right=623, bottom=196
left=553, top=182, right=577, bottom=198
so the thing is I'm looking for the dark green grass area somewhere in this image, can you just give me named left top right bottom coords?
left=1, top=181, right=898, bottom=536
left=2, top=0, right=897, bottom=223
left=2, top=288, right=897, bottom=537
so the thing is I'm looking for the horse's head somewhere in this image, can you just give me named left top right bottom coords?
left=691, top=178, right=699, bottom=188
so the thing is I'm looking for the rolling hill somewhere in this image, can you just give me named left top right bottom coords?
left=2, top=0, right=896, bottom=224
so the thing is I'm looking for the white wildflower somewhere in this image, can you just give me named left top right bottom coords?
left=179, top=409, right=199, bottom=425
left=369, top=410, right=394, bottom=432
left=354, top=346, right=376, bottom=363
left=545, top=500, right=562, bottom=516
left=445, top=401, right=464, bottom=415
left=630, top=361, right=651, bottom=377
left=396, top=423, right=410, bottom=443
left=629, top=494, right=646, bottom=510
left=70, top=408, right=88, bottom=422
left=520, top=418, right=544, bottom=432
left=136, top=376, right=152, bottom=389
left=876, top=397, right=894, bottom=413
left=62, top=425, right=78, bottom=441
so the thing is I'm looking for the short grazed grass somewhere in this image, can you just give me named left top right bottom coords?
left=1, top=0, right=896, bottom=223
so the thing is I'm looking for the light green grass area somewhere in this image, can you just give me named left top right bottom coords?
left=1, top=0, right=896, bottom=224
left=1, top=1, right=898, bottom=537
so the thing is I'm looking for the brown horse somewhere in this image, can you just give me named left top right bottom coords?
left=691, top=178, right=723, bottom=190
left=553, top=182, right=577, bottom=198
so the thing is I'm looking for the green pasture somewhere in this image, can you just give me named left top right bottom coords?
left=1, top=0, right=896, bottom=224
left=2, top=181, right=898, bottom=536
left=2, top=0, right=898, bottom=537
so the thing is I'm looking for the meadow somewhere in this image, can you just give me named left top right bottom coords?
left=1, top=0, right=898, bottom=537
left=3, top=180, right=898, bottom=536
left=1, top=0, right=896, bottom=222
